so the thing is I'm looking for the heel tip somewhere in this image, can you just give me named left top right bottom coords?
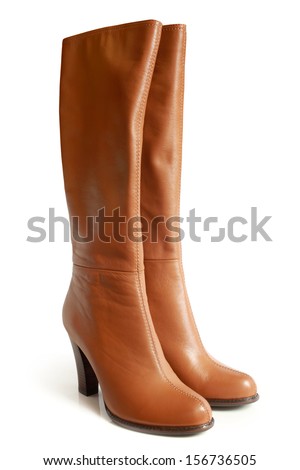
left=78, top=385, right=99, bottom=397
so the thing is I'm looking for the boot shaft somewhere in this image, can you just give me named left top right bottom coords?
left=60, top=20, right=162, bottom=270
left=141, top=25, right=186, bottom=260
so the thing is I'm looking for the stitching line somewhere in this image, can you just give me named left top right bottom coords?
left=163, top=26, right=186, bottom=31
left=173, top=30, right=246, bottom=381
left=134, top=26, right=210, bottom=415
left=177, top=27, right=186, bottom=260
left=144, top=258, right=179, bottom=262
left=73, top=263, right=145, bottom=275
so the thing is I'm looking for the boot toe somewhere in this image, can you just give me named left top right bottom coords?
left=181, top=395, right=212, bottom=427
left=205, top=364, right=259, bottom=406
left=238, top=373, right=257, bottom=398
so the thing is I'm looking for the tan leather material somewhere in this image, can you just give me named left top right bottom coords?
left=60, top=20, right=212, bottom=429
left=141, top=25, right=257, bottom=401
left=144, top=260, right=257, bottom=400
left=64, top=264, right=211, bottom=425
left=141, top=26, right=185, bottom=260
left=60, top=20, right=161, bottom=272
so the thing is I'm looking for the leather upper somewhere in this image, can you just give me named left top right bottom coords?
left=60, top=20, right=212, bottom=427
left=60, top=20, right=163, bottom=272
left=141, top=26, right=257, bottom=401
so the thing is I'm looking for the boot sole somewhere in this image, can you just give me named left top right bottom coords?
left=105, top=405, right=214, bottom=436
left=208, top=393, right=259, bottom=407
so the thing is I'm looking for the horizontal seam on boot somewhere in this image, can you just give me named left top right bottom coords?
left=144, top=258, right=180, bottom=262
left=73, top=263, right=144, bottom=274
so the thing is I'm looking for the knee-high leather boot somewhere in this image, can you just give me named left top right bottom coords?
left=141, top=24, right=259, bottom=406
left=59, top=20, right=213, bottom=434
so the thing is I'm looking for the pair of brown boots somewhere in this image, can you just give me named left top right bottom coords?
left=59, top=20, right=258, bottom=436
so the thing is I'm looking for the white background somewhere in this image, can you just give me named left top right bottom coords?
left=1, top=1, right=300, bottom=468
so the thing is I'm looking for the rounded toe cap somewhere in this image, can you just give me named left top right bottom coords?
left=237, top=373, right=257, bottom=399
left=201, top=357, right=258, bottom=402
left=186, top=396, right=212, bottom=426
